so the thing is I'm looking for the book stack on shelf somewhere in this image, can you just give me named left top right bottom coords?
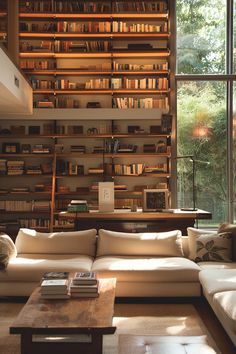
left=70, top=272, right=99, bottom=298
left=67, top=200, right=88, bottom=212
left=40, top=272, right=70, bottom=299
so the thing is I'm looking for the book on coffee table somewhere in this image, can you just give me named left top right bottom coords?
left=42, top=272, right=69, bottom=280
left=73, top=272, right=97, bottom=285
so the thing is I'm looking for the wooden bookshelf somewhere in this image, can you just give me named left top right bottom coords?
left=18, top=0, right=171, bottom=110
left=0, top=117, right=172, bottom=233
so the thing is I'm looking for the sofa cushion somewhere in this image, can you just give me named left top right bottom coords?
left=198, top=261, right=236, bottom=270
left=199, top=269, right=236, bottom=295
left=15, top=228, right=97, bottom=256
left=193, top=232, right=232, bottom=263
left=213, top=290, right=236, bottom=334
left=0, top=254, right=93, bottom=282
left=0, top=234, right=17, bottom=269
left=218, top=223, right=236, bottom=261
left=97, top=229, right=184, bottom=257
left=187, top=228, right=217, bottom=260
left=92, top=256, right=200, bottom=282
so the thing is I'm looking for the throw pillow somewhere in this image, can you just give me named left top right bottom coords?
left=187, top=228, right=232, bottom=262
left=187, top=227, right=217, bottom=260
left=97, top=229, right=184, bottom=257
left=218, top=223, right=236, bottom=261
left=0, top=234, right=17, bottom=270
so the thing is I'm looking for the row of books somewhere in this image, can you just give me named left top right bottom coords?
left=34, top=97, right=169, bottom=109
left=0, top=185, right=52, bottom=194
left=20, top=59, right=168, bottom=72
left=0, top=200, right=51, bottom=212
left=113, top=96, right=169, bottom=109
left=19, top=218, right=50, bottom=228
left=31, top=79, right=168, bottom=90
left=112, top=22, right=167, bottom=33
left=20, top=1, right=167, bottom=14
left=40, top=271, right=99, bottom=299
left=112, top=77, right=168, bottom=90
left=20, top=21, right=167, bottom=34
left=113, top=61, right=168, bottom=71
left=20, top=40, right=166, bottom=53
left=114, top=163, right=144, bottom=176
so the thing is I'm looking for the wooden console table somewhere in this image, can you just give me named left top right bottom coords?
left=59, top=209, right=212, bottom=234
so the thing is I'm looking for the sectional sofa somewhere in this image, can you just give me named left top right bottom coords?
left=0, top=226, right=236, bottom=346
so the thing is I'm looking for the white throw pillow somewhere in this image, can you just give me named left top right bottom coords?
left=15, top=228, right=97, bottom=256
left=187, top=227, right=232, bottom=262
left=97, top=229, right=184, bottom=257
left=0, top=234, right=17, bottom=269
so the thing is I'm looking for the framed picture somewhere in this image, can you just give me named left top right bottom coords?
left=143, top=189, right=169, bottom=211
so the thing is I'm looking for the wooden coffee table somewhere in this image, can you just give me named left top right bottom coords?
left=10, top=278, right=116, bottom=354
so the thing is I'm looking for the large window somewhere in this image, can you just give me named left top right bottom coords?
left=176, top=0, right=234, bottom=226
left=176, top=0, right=226, bottom=74
left=177, top=81, right=227, bottom=225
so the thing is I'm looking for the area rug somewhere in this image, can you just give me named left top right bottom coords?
left=0, top=303, right=221, bottom=354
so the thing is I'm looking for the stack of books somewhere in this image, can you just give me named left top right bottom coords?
left=67, top=200, right=88, bottom=212
left=40, top=272, right=70, bottom=299
left=70, top=272, right=99, bottom=298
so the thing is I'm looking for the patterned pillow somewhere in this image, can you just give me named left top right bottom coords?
left=0, top=234, right=17, bottom=270
left=195, top=232, right=232, bottom=262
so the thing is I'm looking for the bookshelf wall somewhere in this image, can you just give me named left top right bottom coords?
left=0, top=0, right=175, bottom=237
left=0, top=118, right=172, bottom=237
left=18, top=0, right=171, bottom=111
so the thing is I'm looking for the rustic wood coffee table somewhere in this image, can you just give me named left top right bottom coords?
left=10, top=278, right=116, bottom=354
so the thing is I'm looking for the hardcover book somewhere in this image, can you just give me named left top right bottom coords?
left=73, top=272, right=97, bottom=285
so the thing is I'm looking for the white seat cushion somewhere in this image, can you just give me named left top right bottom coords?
left=118, top=335, right=217, bottom=354
left=92, top=256, right=200, bottom=282
left=198, top=261, right=236, bottom=270
left=0, top=254, right=93, bottom=282
left=199, top=269, right=236, bottom=295
left=213, top=290, right=236, bottom=334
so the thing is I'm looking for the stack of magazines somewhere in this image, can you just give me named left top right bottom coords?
left=40, top=272, right=70, bottom=299
left=70, top=272, right=99, bottom=298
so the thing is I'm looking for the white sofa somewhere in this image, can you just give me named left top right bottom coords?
left=0, top=226, right=236, bottom=346
left=0, top=228, right=200, bottom=297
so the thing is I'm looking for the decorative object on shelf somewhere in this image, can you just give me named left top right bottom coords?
left=143, top=188, right=169, bottom=212
left=99, top=182, right=114, bottom=213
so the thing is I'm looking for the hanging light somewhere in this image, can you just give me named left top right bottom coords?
left=192, top=124, right=211, bottom=138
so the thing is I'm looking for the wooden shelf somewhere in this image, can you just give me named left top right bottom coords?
left=19, top=32, right=170, bottom=39
left=19, top=51, right=170, bottom=59
left=0, top=133, right=170, bottom=139
left=0, top=153, right=53, bottom=158
left=19, top=13, right=168, bottom=19
left=33, top=89, right=169, bottom=95
left=55, top=152, right=170, bottom=158
left=22, top=70, right=169, bottom=76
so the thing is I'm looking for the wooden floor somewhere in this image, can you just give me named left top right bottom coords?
left=194, top=298, right=235, bottom=354
left=0, top=296, right=235, bottom=354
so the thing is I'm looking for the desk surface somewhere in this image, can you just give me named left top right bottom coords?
left=59, top=209, right=212, bottom=220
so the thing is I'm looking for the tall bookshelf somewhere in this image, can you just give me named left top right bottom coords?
left=18, top=0, right=171, bottom=111
left=0, top=0, right=175, bottom=237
